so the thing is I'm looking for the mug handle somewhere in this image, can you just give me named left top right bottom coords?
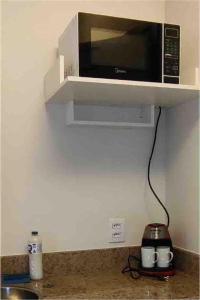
left=153, top=252, right=159, bottom=263
left=168, top=251, right=174, bottom=262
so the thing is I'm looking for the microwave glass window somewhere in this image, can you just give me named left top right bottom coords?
left=91, top=27, right=125, bottom=42
left=91, top=27, right=147, bottom=70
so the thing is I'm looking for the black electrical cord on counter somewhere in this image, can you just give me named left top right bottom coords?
left=122, top=255, right=141, bottom=279
left=148, top=106, right=170, bottom=228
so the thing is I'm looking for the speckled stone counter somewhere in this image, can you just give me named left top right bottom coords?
left=1, top=247, right=199, bottom=299
left=6, top=270, right=199, bottom=299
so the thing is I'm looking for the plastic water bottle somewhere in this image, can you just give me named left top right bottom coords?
left=28, top=231, right=43, bottom=280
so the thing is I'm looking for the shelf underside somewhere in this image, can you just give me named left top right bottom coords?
left=46, top=76, right=200, bottom=107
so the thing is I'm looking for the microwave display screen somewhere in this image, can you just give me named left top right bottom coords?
left=91, top=27, right=147, bottom=70
left=165, top=28, right=179, bottom=38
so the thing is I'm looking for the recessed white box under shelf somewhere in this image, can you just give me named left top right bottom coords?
left=66, top=101, right=155, bottom=128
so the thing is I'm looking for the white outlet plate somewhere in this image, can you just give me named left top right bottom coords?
left=109, top=218, right=125, bottom=243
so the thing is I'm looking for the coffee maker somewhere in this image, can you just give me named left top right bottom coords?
left=140, top=223, right=175, bottom=278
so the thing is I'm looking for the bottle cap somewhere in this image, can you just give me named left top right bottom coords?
left=31, top=231, right=38, bottom=235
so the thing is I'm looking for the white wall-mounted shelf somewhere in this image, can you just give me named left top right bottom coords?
left=45, top=74, right=199, bottom=108
left=44, top=55, right=199, bottom=107
left=44, top=55, right=199, bottom=128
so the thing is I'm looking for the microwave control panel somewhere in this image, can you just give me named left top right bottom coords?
left=163, top=24, right=180, bottom=83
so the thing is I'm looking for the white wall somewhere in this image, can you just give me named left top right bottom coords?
left=0, top=0, right=2, bottom=257
left=2, top=0, right=199, bottom=256
left=166, top=100, right=199, bottom=254
left=165, top=0, right=199, bottom=85
left=2, top=0, right=167, bottom=256
left=165, top=0, right=200, bottom=254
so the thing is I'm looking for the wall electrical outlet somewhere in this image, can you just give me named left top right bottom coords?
left=109, top=218, right=125, bottom=243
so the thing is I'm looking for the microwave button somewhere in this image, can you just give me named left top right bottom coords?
left=172, top=66, right=178, bottom=71
left=165, top=53, right=173, bottom=57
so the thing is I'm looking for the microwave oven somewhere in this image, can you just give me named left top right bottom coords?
left=59, top=13, right=180, bottom=84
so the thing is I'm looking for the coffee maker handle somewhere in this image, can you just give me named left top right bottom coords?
left=169, top=251, right=174, bottom=262
left=154, top=252, right=159, bottom=263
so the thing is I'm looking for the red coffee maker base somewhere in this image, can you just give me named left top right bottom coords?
left=139, top=268, right=175, bottom=278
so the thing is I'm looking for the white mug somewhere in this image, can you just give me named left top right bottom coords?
left=157, top=246, right=173, bottom=268
left=141, top=247, right=159, bottom=268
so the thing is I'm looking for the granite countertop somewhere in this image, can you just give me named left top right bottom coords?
left=9, top=270, right=199, bottom=299
left=2, top=247, right=199, bottom=299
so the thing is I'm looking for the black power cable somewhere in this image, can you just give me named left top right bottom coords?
left=148, top=106, right=170, bottom=227
left=122, top=255, right=141, bottom=279
left=122, top=109, right=170, bottom=281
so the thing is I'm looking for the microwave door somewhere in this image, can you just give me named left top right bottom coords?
left=79, top=13, right=162, bottom=82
